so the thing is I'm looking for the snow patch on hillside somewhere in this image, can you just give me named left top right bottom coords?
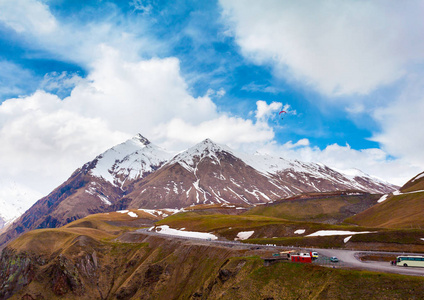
left=152, top=225, right=218, bottom=240
left=377, top=194, right=389, bottom=203
left=128, top=211, right=138, bottom=218
left=412, top=172, right=424, bottom=182
left=393, top=190, right=424, bottom=196
left=344, top=235, right=353, bottom=243
left=307, top=230, right=373, bottom=237
left=235, top=231, right=254, bottom=240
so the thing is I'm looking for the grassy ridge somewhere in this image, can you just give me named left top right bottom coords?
left=8, top=210, right=156, bottom=254
left=245, top=193, right=380, bottom=224
left=156, top=211, right=290, bottom=231
left=156, top=209, right=424, bottom=252
left=156, top=211, right=377, bottom=233
left=400, top=172, right=424, bottom=193
left=347, top=192, right=424, bottom=229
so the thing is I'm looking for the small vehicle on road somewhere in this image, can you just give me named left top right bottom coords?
left=330, top=256, right=339, bottom=262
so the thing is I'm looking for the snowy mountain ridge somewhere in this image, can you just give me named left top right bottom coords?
left=0, top=133, right=399, bottom=246
left=87, top=134, right=397, bottom=197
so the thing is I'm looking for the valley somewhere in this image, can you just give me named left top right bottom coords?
left=2, top=184, right=424, bottom=299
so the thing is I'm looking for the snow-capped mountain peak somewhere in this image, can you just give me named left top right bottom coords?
left=132, top=133, right=151, bottom=146
left=169, top=138, right=234, bottom=170
left=89, top=134, right=173, bottom=187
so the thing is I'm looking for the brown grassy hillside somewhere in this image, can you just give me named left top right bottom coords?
left=347, top=172, right=424, bottom=229
left=346, top=191, right=424, bottom=229
left=2, top=211, right=424, bottom=299
left=245, top=192, right=380, bottom=224
left=400, top=171, right=424, bottom=193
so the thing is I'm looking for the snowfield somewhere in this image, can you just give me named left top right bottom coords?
left=307, top=230, right=373, bottom=237
left=393, top=189, right=424, bottom=196
left=294, top=229, right=305, bottom=234
left=234, top=231, right=254, bottom=240
left=127, top=212, right=138, bottom=218
left=151, top=225, right=218, bottom=240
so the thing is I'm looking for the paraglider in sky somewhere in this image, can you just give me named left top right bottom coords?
left=279, top=110, right=286, bottom=119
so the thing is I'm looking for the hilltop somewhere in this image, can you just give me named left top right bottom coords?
left=346, top=171, right=424, bottom=229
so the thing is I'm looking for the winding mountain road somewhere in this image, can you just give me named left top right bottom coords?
left=134, top=228, right=424, bottom=277
left=315, top=248, right=424, bottom=277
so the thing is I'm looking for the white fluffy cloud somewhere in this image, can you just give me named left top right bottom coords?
left=372, top=76, right=424, bottom=168
left=0, top=0, right=57, bottom=35
left=0, top=0, right=279, bottom=202
left=220, top=0, right=424, bottom=185
left=0, top=49, right=278, bottom=194
left=220, top=0, right=424, bottom=96
left=155, top=114, right=274, bottom=151
left=255, top=100, right=281, bottom=121
left=1, top=0, right=421, bottom=207
left=0, top=90, right=128, bottom=191
left=0, top=0, right=160, bottom=69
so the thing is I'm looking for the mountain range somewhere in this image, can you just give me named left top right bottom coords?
left=0, top=134, right=398, bottom=247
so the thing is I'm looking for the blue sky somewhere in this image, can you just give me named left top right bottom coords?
left=0, top=0, right=423, bottom=198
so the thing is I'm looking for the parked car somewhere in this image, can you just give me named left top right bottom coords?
left=330, top=256, right=339, bottom=262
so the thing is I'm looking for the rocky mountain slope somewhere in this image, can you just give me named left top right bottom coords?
left=123, top=138, right=397, bottom=209
left=0, top=134, right=171, bottom=247
left=346, top=171, right=424, bottom=228
left=0, top=134, right=398, bottom=248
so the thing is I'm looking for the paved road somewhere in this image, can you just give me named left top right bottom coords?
left=315, top=248, right=424, bottom=277
left=134, top=228, right=424, bottom=277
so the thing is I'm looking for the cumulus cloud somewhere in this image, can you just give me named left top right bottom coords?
left=155, top=114, right=275, bottom=151
left=1, top=0, right=420, bottom=201
left=220, top=0, right=424, bottom=96
left=0, top=48, right=278, bottom=194
left=0, top=90, right=128, bottom=191
left=372, top=75, right=424, bottom=168
left=219, top=0, right=424, bottom=185
left=255, top=100, right=281, bottom=121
